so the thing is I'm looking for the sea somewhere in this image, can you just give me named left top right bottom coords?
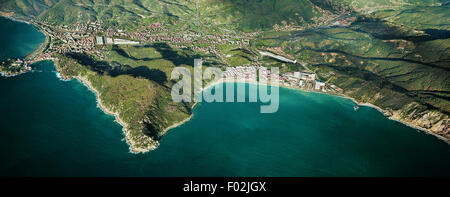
left=1, top=16, right=449, bottom=176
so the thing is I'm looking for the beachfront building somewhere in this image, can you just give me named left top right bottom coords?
left=315, top=80, right=326, bottom=90
left=330, top=84, right=343, bottom=93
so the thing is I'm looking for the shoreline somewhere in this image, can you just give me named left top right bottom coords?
left=2, top=15, right=161, bottom=153
left=337, top=95, right=450, bottom=145
left=160, top=77, right=260, bottom=133
left=283, top=83, right=450, bottom=145
left=161, top=103, right=197, bottom=135
left=0, top=17, right=156, bottom=153
left=0, top=70, right=28, bottom=78
left=0, top=16, right=49, bottom=77
left=25, top=34, right=50, bottom=60
left=2, top=15, right=448, bottom=152
left=166, top=79, right=450, bottom=145
left=73, top=75, right=157, bottom=154
left=158, top=78, right=247, bottom=134
left=0, top=15, right=31, bottom=25
left=0, top=15, right=51, bottom=62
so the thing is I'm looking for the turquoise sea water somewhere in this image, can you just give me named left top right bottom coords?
left=1, top=17, right=450, bottom=177
left=0, top=17, right=45, bottom=61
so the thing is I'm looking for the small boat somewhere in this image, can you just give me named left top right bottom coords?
left=354, top=105, right=359, bottom=111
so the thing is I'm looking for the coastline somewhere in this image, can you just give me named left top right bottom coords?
left=283, top=82, right=450, bottom=145
left=25, top=34, right=50, bottom=60
left=160, top=77, right=261, bottom=133
left=0, top=70, right=28, bottom=78
left=166, top=78, right=450, bottom=146
left=8, top=13, right=172, bottom=153
left=159, top=78, right=247, bottom=134
left=2, top=15, right=447, bottom=152
left=0, top=16, right=155, bottom=153
left=0, top=16, right=157, bottom=153
left=0, top=14, right=45, bottom=73
left=338, top=95, right=450, bottom=145
left=0, top=15, right=31, bottom=25
left=161, top=103, right=197, bottom=135
left=0, top=15, right=49, bottom=77
left=0, top=15, right=51, bottom=62
left=73, top=75, right=158, bottom=154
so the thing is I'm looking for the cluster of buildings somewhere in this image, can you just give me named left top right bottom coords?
left=0, top=58, right=33, bottom=76
left=27, top=19, right=150, bottom=62
left=29, top=20, right=103, bottom=61
left=25, top=53, right=57, bottom=65
left=122, top=23, right=256, bottom=57
left=23, top=19, right=343, bottom=94
left=282, top=71, right=343, bottom=93
left=282, top=71, right=331, bottom=92
left=222, top=65, right=282, bottom=83
left=26, top=17, right=260, bottom=68
left=259, top=67, right=281, bottom=82
left=221, top=66, right=343, bottom=94
left=10, top=59, right=32, bottom=71
left=61, top=21, right=103, bottom=32
left=223, top=66, right=258, bottom=80
left=5, top=18, right=348, bottom=96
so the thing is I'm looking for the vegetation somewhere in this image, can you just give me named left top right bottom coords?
left=0, top=59, right=29, bottom=76
left=0, top=0, right=58, bottom=17
left=253, top=3, right=449, bottom=138
left=53, top=43, right=213, bottom=150
left=1, top=0, right=448, bottom=149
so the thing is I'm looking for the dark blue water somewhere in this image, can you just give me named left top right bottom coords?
left=1, top=17, right=450, bottom=177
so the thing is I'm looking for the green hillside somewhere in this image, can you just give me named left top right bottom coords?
left=1, top=0, right=332, bottom=31
left=0, top=0, right=58, bottom=16
left=1, top=0, right=449, bottom=149
left=254, top=2, right=449, bottom=138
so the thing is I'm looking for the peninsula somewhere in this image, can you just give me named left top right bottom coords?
left=1, top=0, right=448, bottom=153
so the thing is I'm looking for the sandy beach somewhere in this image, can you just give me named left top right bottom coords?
left=2, top=12, right=447, bottom=157
left=167, top=77, right=450, bottom=145
left=160, top=77, right=266, bottom=133
left=15, top=10, right=447, bottom=150
left=34, top=59, right=450, bottom=152
left=73, top=75, right=158, bottom=154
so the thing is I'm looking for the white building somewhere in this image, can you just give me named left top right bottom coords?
left=105, top=37, right=114, bottom=45
left=258, top=51, right=297, bottom=64
left=113, top=38, right=140, bottom=45
left=95, top=36, right=104, bottom=45
left=315, top=80, right=326, bottom=90
left=300, top=72, right=316, bottom=80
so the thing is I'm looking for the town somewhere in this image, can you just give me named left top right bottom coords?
left=222, top=66, right=343, bottom=94
left=2, top=19, right=341, bottom=95
left=0, top=58, right=32, bottom=77
left=22, top=19, right=257, bottom=65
